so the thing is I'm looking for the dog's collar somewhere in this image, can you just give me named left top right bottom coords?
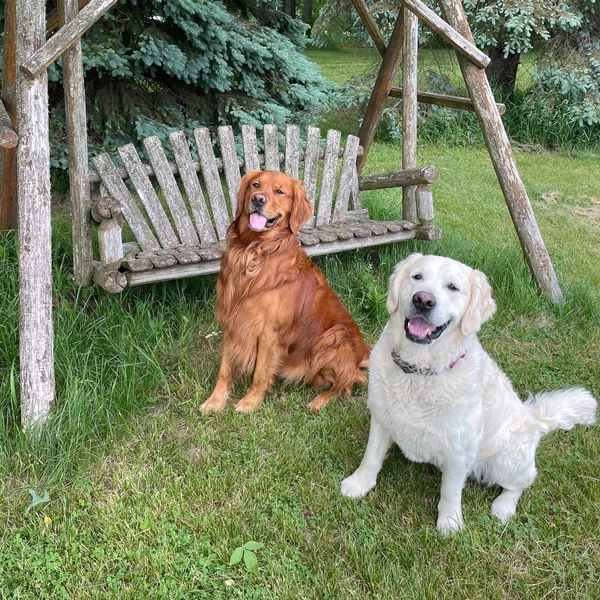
left=391, top=349, right=467, bottom=375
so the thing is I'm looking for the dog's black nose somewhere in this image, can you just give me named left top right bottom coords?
left=413, top=291, right=436, bottom=310
left=251, top=194, right=266, bottom=208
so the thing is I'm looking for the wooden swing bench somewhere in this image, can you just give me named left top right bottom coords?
left=88, top=124, right=440, bottom=293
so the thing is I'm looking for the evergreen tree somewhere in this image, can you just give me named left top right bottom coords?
left=34, top=0, right=336, bottom=169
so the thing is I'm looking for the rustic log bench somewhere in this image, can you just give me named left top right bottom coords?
left=88, top=124, right=440, bottom=292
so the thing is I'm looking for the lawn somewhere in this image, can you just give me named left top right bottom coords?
left=0, top=50, right=599, bottom=598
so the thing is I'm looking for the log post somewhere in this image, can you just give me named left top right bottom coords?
left=16, top=0, right=55, bottom=427
left=1, top=0, right=18, bottom=230
left=437, top=0, right=563, bottom=304
left=357, top=12, right=404, bottom=171
left=61, top=0, right=94, bottom=287
left=402, top=9, right=419, bottom=223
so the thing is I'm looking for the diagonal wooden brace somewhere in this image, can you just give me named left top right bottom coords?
left=437, top=0, right=563, bottom=303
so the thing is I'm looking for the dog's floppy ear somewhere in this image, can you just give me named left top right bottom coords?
left=461, top=269, right=496, bottom=336
left=386, top=253, right=423, bottom=314
left=235, top=170, right=260, bottom=220
left=289, top=181, right=313, bottom=233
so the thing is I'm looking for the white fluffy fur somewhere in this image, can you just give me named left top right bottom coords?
left=341, top=254, right=597, bottom=534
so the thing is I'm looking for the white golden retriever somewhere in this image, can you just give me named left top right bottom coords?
left=341, top=254, right=597, bottom=534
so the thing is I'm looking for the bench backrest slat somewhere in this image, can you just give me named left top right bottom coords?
left=241, top=124, right=260, bottom=172
left=143, top=136, right=200, bottom=247
left=284, top=124, right=300, bottom=179
left=118, top=144, right=179, bottom=248
left=194, top=127, right=230, bottom=240
left=263, top=124, right=280, bottom=172
left=169, top=130, right=217, bottom=244
left=92, top=153, right=160, bottom=251
left=217, top=125, right=242, bottom=216
left=316, top=128, right=341, bottom=226
left=333, top=134, right=361, bottom=220
left=303, top=126, right=321, bottom=215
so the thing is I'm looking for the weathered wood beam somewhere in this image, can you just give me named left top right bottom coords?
left=61, top=0, right=94, bottom=287
left=16, top=0, right=55, bottom=427
left=47, top=0, right=89, bottom=33
left=402, top=9, right=419, bottom=223
left=389, top=86, right=506, bottom=115
left=437, top=0, right=563, bottom=304
left=0, top=0, right=18, bottom=230
left=358, top=166, right=438, bottom=190
left=21, top=0, right=118, bottom=78
left=357, top=12, right=404, bottom=171
left=400, top=0, right=490, bottom=69
left=350, top=0, right=387, bottom=56
left=0, top=100, right=18, bottom=148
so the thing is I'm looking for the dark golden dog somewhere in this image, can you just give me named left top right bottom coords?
left=201, top=170, right=370, bottom=413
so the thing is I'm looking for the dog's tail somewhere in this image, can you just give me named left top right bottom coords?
left=525, top=388, right=597, bottom=435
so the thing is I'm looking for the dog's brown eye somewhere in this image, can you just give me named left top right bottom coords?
left=252, top=181, right=260, bottom=188
left=448, top=283, right=459, bottom=291
left=412, top=273, right=422, bottom=280
left=276, top=189, right=284, bottom=195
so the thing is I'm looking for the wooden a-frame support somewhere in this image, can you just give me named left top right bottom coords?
left=9, top=0, right=117, bottom=428
left=3, top=0, right=563, bottom=428
left=351, top=0, right=563, bottom=304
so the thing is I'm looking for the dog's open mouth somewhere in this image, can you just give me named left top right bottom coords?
left=249, top=211, right=281, bottom=231
left=404, top=316, right=451, bottom=344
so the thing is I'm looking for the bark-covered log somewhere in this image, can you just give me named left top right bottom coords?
left=437, top=0, right=563, bottom=304
left=389, top=87, right=506, bottom=115
left=358, top=166, right=438, bottom=190
left=402, top=9, right=419, bottom=223
left=21, top=0, right=118, bottom=78
left=1, top=0, right=17, bottom=230
left=16, top=0, right=54, bottom=427
left=400, top=0, right=490, bottom=69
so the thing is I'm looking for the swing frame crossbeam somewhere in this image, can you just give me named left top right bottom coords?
left=1, top=0, right=563, bottom=428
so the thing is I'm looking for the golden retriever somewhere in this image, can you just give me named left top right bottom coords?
left=201, top=170, right=370, bottom=413
left=342, top=254, right=597, bottom=534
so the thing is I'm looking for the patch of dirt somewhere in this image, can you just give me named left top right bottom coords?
left=182, top=444, right=204, bottom=461
left=517, top=313, right=555, bottom=331
left=573, top=196, right=600, bottom=221
left=539, top=191, right=561, bottom=205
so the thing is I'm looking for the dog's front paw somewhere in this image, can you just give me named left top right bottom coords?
left=235, top=396, right=262, bottom=413
left=436, top=510, right=464, bottom=536
left=200, top=395, right=227, bottom=413
left=340, top=473, right=376, bottom=499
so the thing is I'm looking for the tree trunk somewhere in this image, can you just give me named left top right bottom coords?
left=486, top=46, right=520, bottom=103
left=302, top=0, right=312, bottom=23
left=284, top=0, right=295, bottom=17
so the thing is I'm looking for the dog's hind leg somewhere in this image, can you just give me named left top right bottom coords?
left=341, top=417, right=392, bottom=498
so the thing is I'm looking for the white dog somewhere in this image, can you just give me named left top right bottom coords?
left=341, top=254, right=596, bottom=535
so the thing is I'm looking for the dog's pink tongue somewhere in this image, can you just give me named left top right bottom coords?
left=249, top=213, right=267, bottom=230
left=408, top=316, right=435, bottom=338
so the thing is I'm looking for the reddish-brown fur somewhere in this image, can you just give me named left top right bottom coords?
left=201, top=170, right=371, bottom=413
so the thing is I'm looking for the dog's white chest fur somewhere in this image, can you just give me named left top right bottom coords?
left=368, top=327, right=483, bottom=469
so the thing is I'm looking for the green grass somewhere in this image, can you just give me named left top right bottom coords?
left=1, top=141, right=599, bottom=597
left=309, top=46, right=598, bottom=150
left=1, top=49, right=599, bottom=597
left=306, top=47, right=538, bottom=92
